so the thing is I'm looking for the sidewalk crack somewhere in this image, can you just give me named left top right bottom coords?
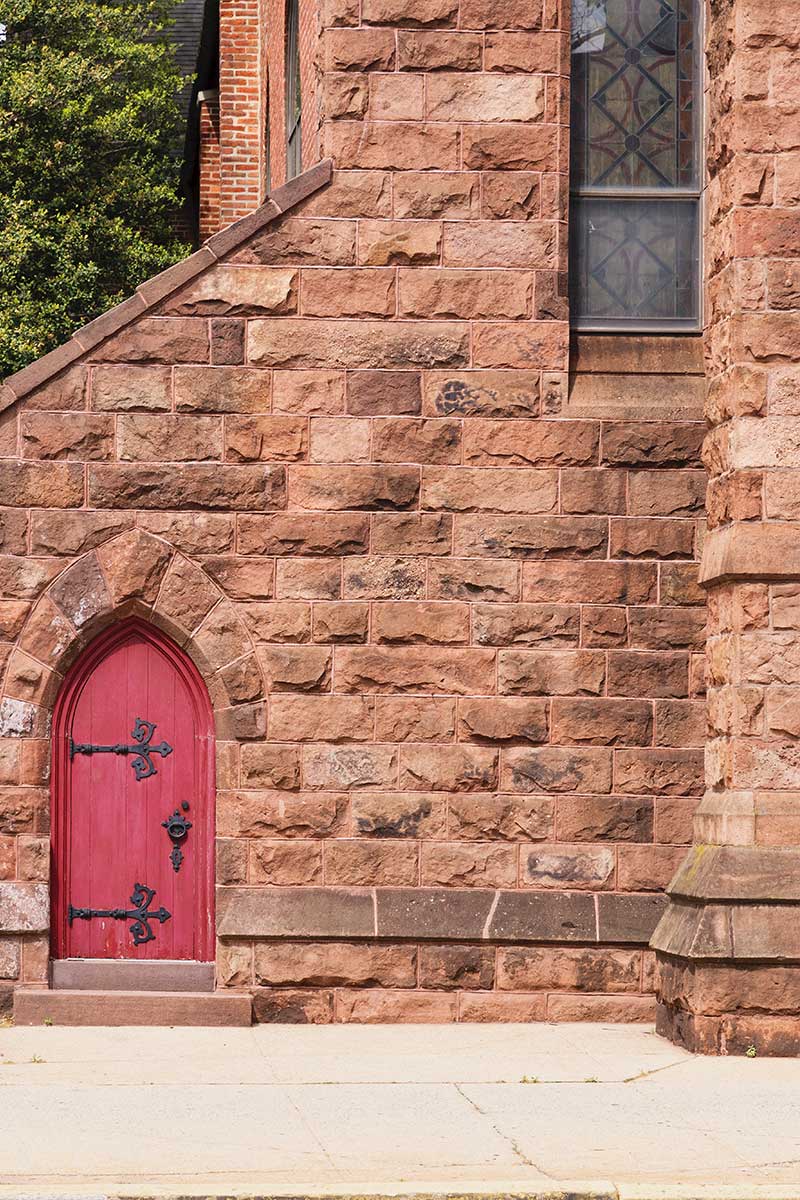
left=454, top=1083, right=548, bottom=1176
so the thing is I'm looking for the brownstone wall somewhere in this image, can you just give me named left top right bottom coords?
left=0, top=0, right=708, bottom=1022
left=653, top=0, right=800, bottom=1054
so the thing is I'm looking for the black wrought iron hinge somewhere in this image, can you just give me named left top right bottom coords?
left=68, top=882, right=171, bottom=946
left=69, top=717, right=173, bottom=781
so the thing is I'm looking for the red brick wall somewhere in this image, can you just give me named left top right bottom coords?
left=219, top=0, right=267, bottom=224
left=0, top=0, right=709, bottom=1023
left=198, top=93, right=223, bottom=241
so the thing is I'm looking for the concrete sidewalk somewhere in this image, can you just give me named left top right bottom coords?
left=0, top=1022, right=799, bottom=1199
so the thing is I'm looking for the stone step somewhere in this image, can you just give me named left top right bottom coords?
left=51, top=958, right=215, bottom=992
left=13, top=988, right=252, bottom=1027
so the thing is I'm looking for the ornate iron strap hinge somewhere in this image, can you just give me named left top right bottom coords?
left=68, top=882, right=171, bottom=946
left=69, top=717, right=173, bottom=781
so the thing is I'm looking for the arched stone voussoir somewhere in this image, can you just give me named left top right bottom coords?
left=4, top=532, right=268, bottom=725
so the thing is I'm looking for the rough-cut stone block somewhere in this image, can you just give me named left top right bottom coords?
left=20, top=413, right=113, bottom=461
left=399, top=744, right=499, bottom=791
left=302, top=268, right=396, bottom=318
left=397, top=31, right=483, bottom=71
left=273, top=370, right=345, bottom=415
left=309, top=416, right=371, bottom=462
left=335, top=646, right=496, bottom=694
left=304, top=744, right=398, bottom=790
left=0, top=882, right=48, bottom=932
left=88, top=464, right=286, bottom=511
left=458, top=698, right=548, bottom=742
left=249, top=840, right=322, bottom=885
left=269, top=695, right=374, bottom=742
left=498, top=650, right=605, bottom=696
left=241, top=743, right=302, bottom=789
left=448, top=793, right=553, bottom=842
left=347, top=370, right=422, bottom=416
left=92, top=318, right=209, bottom=364
left=324, top=839, right=418, bottom=884
left=258, top=645, right=332, bottom=692
left=249, top=319, right=469, bottom=370
left=254, top=942, right=417, bottom=988
left=224, top=416, right=308, bottom=463
left=399, top=269, right=531, bottom=320
left=217, top=791, right=344, bottom=839
left=0, top=462, right=83, bottom=508
left=444, top=222, right=556, bottom=270
left=523, top=560, right=656, bottom=604
left=422, top=841, right=516, bottom=887
left=233, top=218, right=357, bottom=267
left=117, top=415, right=222, bottom=462
left=462, top=124, right=558, bottom=170
left=372, top=600, right=469, bottom=643
left=428, top=559, right=519, bottom=601
left=372, top=417, right=462, bottom=463
left=614, top=748, right=703, bottom=796
left=498, top=946, right=641, bottom=991
left=374, top=697, right=455, bottom=743
left=472, top=603, right=579, bottom=646
left=556, top=795, right=653, bottom=843
left=422, top=466, right=557, bottom=513
left=424, top=370, right=540, bottom=418
left=551, top=698, right=654, bottom=746
left=289, top=465, right=419, bottom=510
left=313, top=602, right=369, bottom=643
left=174, top=366, right=271, bottom=413
left=521, top=844, right=616, bottom=889
left=464, top=418, right=598, bottom=466
left=342, top=557, right=427, bottom=599
left=419, top=944, right=494, bottom=990
left=504, top=747, right=613, bottom=793
left=352, top=791, right=447, bottom=838
left=358, top=221, right=442, bottom=266
left=238, top=514, right=368, bottom=556
left=453, top=515, right=608, bottom=559
left=164, top=266, right=298, bottom=316
left=372, top=513, right=452, bottom=555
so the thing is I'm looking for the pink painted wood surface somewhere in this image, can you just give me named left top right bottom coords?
left=51, top=619, right=215, bottom=962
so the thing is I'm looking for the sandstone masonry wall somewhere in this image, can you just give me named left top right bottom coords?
left=0, top=0, right=707, bottom=1022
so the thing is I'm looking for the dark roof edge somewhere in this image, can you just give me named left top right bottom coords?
left=0, top=158, right=333, bottom=409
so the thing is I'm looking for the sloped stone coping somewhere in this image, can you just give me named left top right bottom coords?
left=0, top=159, right=333, bottom=410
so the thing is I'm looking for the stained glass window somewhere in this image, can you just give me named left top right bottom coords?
left=569, top=0, right=701, bottom=328
left=285, top=0, right=302, bottom=181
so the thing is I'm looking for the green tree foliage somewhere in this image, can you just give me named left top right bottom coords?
left=0, top=0, right=191, bottom=377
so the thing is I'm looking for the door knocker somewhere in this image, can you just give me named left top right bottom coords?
left=162, top=802, right=191, bottom=873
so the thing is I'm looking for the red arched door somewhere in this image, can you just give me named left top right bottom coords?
left=51, top=619, right=215, bottom=963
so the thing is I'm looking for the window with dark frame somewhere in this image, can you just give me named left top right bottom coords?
left=285, top=0, right=301, bottom=181
left=569, top=0, right=701, bottom=330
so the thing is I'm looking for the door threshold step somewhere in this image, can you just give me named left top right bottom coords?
left=51, top=958, right=215, bottom=992
left=13, top=988, right=253, bottom=1027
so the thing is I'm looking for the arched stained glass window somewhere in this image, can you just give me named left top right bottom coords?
left=285, top=0, right=301, bottom=181
left=569, top=0, right=702, bottom=329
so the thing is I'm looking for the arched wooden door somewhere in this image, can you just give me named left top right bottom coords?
left=51, top=619, right=215, bottom=964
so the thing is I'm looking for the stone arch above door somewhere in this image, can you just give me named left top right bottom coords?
left=0, top=528, right=268, bottom=745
